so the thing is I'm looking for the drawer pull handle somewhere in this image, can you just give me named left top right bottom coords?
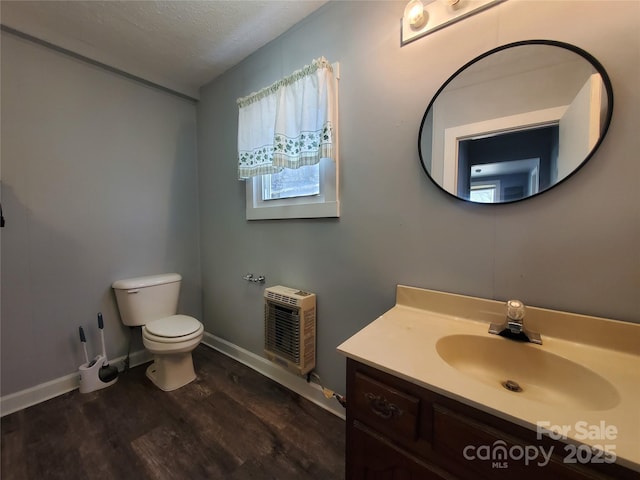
left=364, top=392, right=403, bottom=420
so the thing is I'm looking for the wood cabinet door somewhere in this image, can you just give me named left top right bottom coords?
left=349, top=424, right=449, bottom=480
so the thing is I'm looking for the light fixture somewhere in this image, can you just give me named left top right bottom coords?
left=404, top=0, right=427, bottom=30
left=401, top=0, right=507, bottom=46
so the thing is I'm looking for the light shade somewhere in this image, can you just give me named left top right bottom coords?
left=404, top=0, right=427, bottom=29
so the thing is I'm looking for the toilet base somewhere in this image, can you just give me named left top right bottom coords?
left=146, top=352, right=196, bottom=391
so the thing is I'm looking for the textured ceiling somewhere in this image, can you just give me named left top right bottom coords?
left=0, top=1, right=329, bottom=99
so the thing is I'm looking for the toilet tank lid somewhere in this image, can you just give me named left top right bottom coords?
left=112, top=273, right=181, bottom=290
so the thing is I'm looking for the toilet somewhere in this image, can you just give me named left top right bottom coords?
left=112, top=273, right=204, bottom=391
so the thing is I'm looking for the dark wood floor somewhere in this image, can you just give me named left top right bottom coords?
left=1, top=345, right=345, bottom=479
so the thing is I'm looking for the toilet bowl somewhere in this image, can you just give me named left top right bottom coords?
left=142, top=314, right=204, bottom=391
left=112, top=273, right=204, bottom=391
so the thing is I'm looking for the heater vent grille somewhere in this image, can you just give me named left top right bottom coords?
left=264, top=286, right=316, bottom=376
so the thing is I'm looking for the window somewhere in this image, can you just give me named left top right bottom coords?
left=470, top=183, right=499, bottom=203
left=238, top=58, right=340, bottom=220
left=262, top=164, right=319, bottom=200
left=246, top=158, right=339, bottom=220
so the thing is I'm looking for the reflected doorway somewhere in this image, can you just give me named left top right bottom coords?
left=459, top=125, right=558, bottom=202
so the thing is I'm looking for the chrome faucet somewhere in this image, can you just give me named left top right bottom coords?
left=489, top=300, right=542, bottom=344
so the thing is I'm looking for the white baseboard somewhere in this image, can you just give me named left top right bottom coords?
left=1, top=334, right=346, bottom=420
left=201, top=332, right=345, bottom=419
left=0, top=371, right=79, bottom=418
left=0, top=349, right=152, bottom=417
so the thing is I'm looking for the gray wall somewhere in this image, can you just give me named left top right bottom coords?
left=197, top=0, right=639, bottom=395
left=1, top=33, right=201, bottom=396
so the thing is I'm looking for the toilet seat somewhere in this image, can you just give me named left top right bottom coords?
left=143, top=315, right=203, bottom=343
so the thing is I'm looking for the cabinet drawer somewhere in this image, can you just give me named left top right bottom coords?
left=352, top=372, right=420, bottom=445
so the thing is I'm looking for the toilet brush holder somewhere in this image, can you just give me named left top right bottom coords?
left=79, top=354, right=118, bottom=394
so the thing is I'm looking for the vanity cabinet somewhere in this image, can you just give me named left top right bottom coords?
left=346, top=359, right=636, bottom=480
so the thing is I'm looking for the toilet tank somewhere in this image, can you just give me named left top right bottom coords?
left=112, top=273, right=181, bottom=326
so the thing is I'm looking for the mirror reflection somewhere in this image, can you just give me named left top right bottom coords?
left=419, top=40, right=613, bottom=204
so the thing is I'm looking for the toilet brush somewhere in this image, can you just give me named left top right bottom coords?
left=97, top=313, right=119, bottom=382
left=79, top=326, right=90, bottom=364
left=78, top=326, right=97, bottom=367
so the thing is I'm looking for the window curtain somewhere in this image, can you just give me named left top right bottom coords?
left=237, top=57, right=337, bottom=180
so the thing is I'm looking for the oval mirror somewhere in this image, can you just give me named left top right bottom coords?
left=418, top=40, right=613, bottom=204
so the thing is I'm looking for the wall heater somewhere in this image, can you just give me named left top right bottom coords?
left=264, top=286, right=316, bottom=376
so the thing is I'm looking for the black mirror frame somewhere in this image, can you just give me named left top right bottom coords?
left=418, top=39, right=614, bottom=205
